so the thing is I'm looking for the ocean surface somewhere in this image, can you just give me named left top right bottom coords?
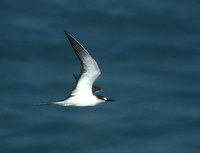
left=1, top=1, right=200, bottom=153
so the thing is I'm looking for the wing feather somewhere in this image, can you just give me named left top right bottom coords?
left=64, top=31, right=101, bottom=95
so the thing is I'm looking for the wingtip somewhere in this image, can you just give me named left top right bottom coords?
left=64, top=30, right=69, bottom=36
left=64, top=30, right=74, bottom=41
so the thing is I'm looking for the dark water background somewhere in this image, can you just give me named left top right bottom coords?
left=1, top=1, right=200, bottom=153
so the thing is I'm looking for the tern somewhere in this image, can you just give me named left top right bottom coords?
left=39, top=31, right=114, bottom=106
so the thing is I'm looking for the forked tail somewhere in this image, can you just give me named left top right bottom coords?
left=38, top=101, right=62, bottom=106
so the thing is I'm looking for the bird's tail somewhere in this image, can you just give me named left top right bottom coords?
left=38, top=101, right=62, bottom=106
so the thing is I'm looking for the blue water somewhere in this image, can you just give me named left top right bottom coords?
left=1, top=1, right=200, bottom=153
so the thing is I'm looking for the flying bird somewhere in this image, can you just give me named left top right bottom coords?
left=39, top=31, right=114, bottom=106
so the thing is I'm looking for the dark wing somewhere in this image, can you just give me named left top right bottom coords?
left=64, top=31, right=101, bottom=95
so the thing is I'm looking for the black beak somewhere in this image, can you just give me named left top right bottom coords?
left=106, top=99, right=115, bottom=102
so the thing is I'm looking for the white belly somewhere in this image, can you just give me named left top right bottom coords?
left=63, top=94, right=103, bottom=106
